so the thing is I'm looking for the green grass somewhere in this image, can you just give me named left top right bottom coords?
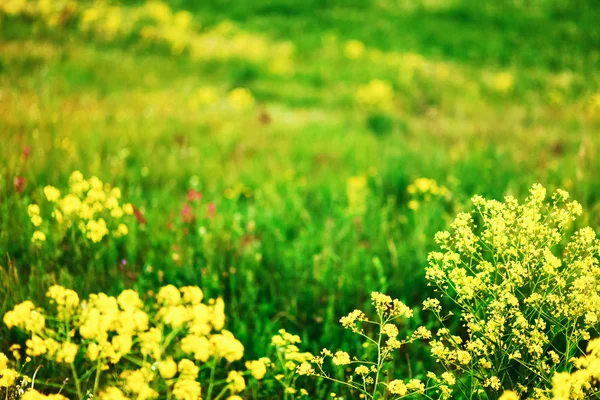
left=1, top=0, right=600, bottom=397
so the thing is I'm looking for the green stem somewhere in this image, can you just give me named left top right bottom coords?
left=212, top=384, right=231, bottom=400
left=70, top=361, right=84, bottom=400
left=205, top=360, right=218, bottom=400
left=92, top=357, right=103, bottom=397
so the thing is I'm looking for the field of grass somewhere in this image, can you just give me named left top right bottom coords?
left=1, top=0, right=600, bottom=399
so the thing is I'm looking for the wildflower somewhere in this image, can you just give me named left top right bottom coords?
left=297, top=362, right=314, bottom=376
left=97, top=387, right=129, bottom=400
left=344, top=40, right=365, bottom=59
left=381, top=324, right=399, bottom=337
left=340, top=309, right=366, bottom=329
left=156, top=285, right=181, bottom=306
left=178, top=359, right=199, bottom=379
left=387, top=380, right=407, bottom=395
left=14, top=176, right=26, bottom=193
left=44, top=186, right=61, bottom=202
left=355, top=365, right=369, bottom=375
left=245, top=359, right=268, bottom=380
left=499, top=391, right=520, bottom=400
left=332, top=351, right=351, bottom=365
left=117, top=289, right=143, bottom=311
left=85, top=219, right=108, bottom=242
left=441, top=372, right=456, bottom=385
left=355, top=80, right=394, bottom=111
left=226, top=371, right=246, bottom=393
left=227, top=88, right=255, bottom=110
left=211, top=330, right=244, bottom=362
left=180, top=286, right=203, bottom=305
left=158, top=356, right=178, bottom=379
left=413, top=326, right=432, bottom=339
left=181, top=334, right=211, bottom=361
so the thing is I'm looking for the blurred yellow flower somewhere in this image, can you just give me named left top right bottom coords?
left=344, top=40, right=365, bottom=60
left=227, top=88, right=255, bottom=111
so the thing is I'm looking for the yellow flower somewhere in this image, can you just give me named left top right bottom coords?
left=155, top=285, right=180, bottom=305
left=44, top=185, right=61, bottom=202
left=0, top=367, right=19, bottom=387
left=111, top=207, right=124, bottom=218
left=499, top=391, right=519, bottom=400
left=388, top=379, right=407, bottom=395
left=181, top=334, right=211, bottom=362
left=158, top=356, right=178, bottom=379
left=97, top=387, right=129, bottom=400
left=346, top=175, right=368, bottom=215
left=245, top=359, right=267, bottom=380
left=21, top=390, right=68, bottom=400
left=226, top=371, right=246, bottom=393
left=60, top=194, right=82, bottom=216
left=117, top=289, right=143, bottom=311
left=296, top=362, right=314, bottom=376
left=4, top=301, right=45, bottom=332
left=54, top=342, right=78, bottom=364
left=115, top=223, right=129, bottom=237
left=46, top=285, right=80, bottom=318
left=122, top=203, right=134, bottom=215
left=227, top=88, right=255, bottom=111
left=27, top=204, right=40, bottom=217
left=31, top=214, right=43, bottom=227
left=355, top=79, right=394, bottom=111
left=211, top=330, right=244, bottom=362
left=173, top=377, right=201, bottom=400
left=489, top=71, right=515, bottom=94
left=189, top=87, right=219, bottom=108
left=344, top=40, right=365, bottom=59
left=85, top=218, right=108, bottom=242
left=178, top=359, right=199, bottom=379
left=180, top=286, right=203, bottom=305
left=332, top=351, right=351, bottom=365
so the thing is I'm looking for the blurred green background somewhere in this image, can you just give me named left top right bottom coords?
left=1, top=0, right=599, bottom=397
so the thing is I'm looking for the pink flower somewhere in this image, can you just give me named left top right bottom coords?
left=22, top=146, right=31, bottom=162
left=181, top=204, right=195, bottom=223
left=207, top=203, right=216, bottom=219
left=14, top=176, right=26, bottom=193
left=187, top=189, right=202, bottom=202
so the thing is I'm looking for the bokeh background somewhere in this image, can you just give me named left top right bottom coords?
left=1, top=0, right=600, bottom=397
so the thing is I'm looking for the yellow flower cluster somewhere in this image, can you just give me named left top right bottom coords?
left=28, top=171, right=133, bottom=245
left=298, top=292, right=446, bottom=399
left=1, top=0, right=295, bottom=73
left=407, top=177, right=450, bottom=210
left=486, top=71, right=515, bottom=94
left=425, top=184, right=600, bottom=398
left=262, top=329, right=310, bottom=398
left=551, top=339, right=600, bottom=400
left=354, top=79, right=395, bottom=112
left=1, top=353, right=68, bottom=398
left=0, top=0, right=77, bottom=28
left=3, top=284, right=260, bottom=400
left=346, top=175, right=368, bottom=215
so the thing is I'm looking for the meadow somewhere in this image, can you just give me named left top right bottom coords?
left=1, top=0, right=600, bottom=399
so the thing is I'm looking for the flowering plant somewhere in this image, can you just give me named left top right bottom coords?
left=424, top=184, right=600, bottom=399
left=3, top=284, right=267, bottom=400
left=297, top=292, right=450, bottom=399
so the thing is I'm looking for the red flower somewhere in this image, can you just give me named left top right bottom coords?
left=14, top=176, right=26, bottom=193
left=133, top=206, right=147, bottom=225
left=187, top=189, right=202, bottom=202
left=207, top=202, right=216, bottom=219
left=181, top=204, right=195, bottom=224
left=22, top=146, right=31, bottom=162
